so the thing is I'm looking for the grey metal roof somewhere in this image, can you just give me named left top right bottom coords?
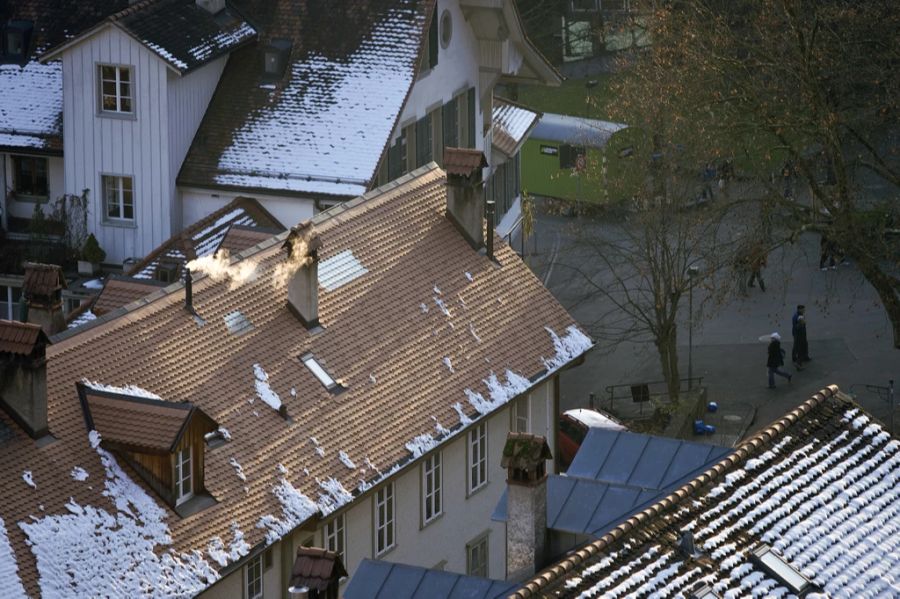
left=344, top=559, right=518, bottom=599
left=493, top=429, right=731, bottom=537
left=529, top=112, right=627, bottom=148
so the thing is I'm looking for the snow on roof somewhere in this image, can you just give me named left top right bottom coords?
left=257, top=476, right=319, bottom=545
left=0, top=62, right=62, bottom=151
left=531, top=112, right=627, bottom=148
left=492, top=98, right=541, bottom=156
left=206, top=7, right=424, bottom=197
left=18, top=438, right=218, bottom=596
left=206, top=522, right=250, bottom=568
left=81, top=379, right=162, bottom=400
left=338, top=451, right=357, bottom=470
left=252, top=364, right=283, bottom=411
left=564, top=409, right=626, bottom=431
left=0, top=517, right=27, bottom=598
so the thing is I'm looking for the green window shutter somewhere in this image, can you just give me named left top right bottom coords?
left=416, top=115, right=432, bottom=167
left=442, top=101, right=458, bottom=149
left=467, top=88, right=476, bottom=148
left=429, top=11, right=439, bottom=69
left=388, top=131, right=405, bottom=181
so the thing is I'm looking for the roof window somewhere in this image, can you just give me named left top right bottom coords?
left=264, top=38, right=292, bottom=79
left=223, top=310, right=253, bottom=336
left=1, top=20, right=33, bottom=63
left=750, top=543, right=813, bottom=595
left=300, top=353, right=339, bottom=391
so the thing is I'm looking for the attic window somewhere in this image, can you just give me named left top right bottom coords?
left=156, top=260, right=180, bottom=283
left=264, top=38, right=292, bottom=79
left=223, top=310, right=253, bottom=335
left=300, top=353, right=338, bottom=391
left=690, top=585, right=721, bottom=599
left=750, top=543, right=812, bottom=595
left=1, top=20, right=32, bottom=62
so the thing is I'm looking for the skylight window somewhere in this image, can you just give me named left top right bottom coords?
left=690, top=585, right=721, bottom=599
left=751, top=543, right=812, bottom=594
left=223, top=310, right=253, bottom=335
left=301, top=353, right=338, bottom=390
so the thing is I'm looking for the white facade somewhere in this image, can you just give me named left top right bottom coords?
left=199, top=378, right=557, bottom=598
left=58, top=25, right=223, bottom=265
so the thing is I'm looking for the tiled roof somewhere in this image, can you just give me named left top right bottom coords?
left=22, top=263, right=66, bottom=297
left=79, top=386, right=201, bottom=454
left=516, top=386, right=900, bottom=598
left=346, top=559, right=518, bottom=599
left=0, top=320, right=48, bottom=357
left=91, top=276, right=168, bottom=316
left=289, top=546, right=347, bottom=593
left=0, top=165, right=590, bottom=596
left=443, top=148, right=489, bottom=177
left=104, top=0, right=257, bottom=74
left=178, top=0, right=434, bottom=197
left=127, top=197, right=284, bottom=281
left=492, top=97, right=541, bottom=157
left=0, top=0, right=128, bottom=152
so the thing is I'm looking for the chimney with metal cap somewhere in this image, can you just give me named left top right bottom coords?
left=443, top=147, right=488, bottom=250
left=283, top=222, right=323, bottom=329
left=0, top=320, right=50, bottom=438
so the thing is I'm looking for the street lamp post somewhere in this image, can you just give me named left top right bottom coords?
left=688, top=265, right=699, bottom=390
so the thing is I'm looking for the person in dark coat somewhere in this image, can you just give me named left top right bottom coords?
left=795, top=315, right=810, bottom=363
left=791, top=305, right=806, bottom=367
left=767, top=333, right=792, bottom=388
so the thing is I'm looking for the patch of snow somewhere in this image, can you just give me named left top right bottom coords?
left=22, top=471, right=35, bottom=489
left=453, top=402, right=474, bottom=426
left=405, top=433, right=438, bottom=458
left=70, top=467, right=89, bottom=482
left=434, top=296, right=451, bottom=317
left=290, top=387, right=297, bottom=397
left=469, top=322, right=482, bottom=343
left=369, top=373, right=377, bottom=384
left=19, top=434, right=218, bottom=596
left=419, top=303, right=429, bottom=313
left=443, top=357, right=454, bottom=373
left=89, top=430, right=101, bottom=449
left=257, top=477, right=318, bottom=545
left=465, top=272, right=474, bottom=282
left=206, top=522, right=250, bottom=568
left=143, top=40, right=189, bottom=70
left=81, top=379, right=162, bottom=400
left=432, top=416, right=451, bottom=437
left=277, top=464, right=289, bottom=476
left=83, top=279, right=104, bottom=290
left=541, top=325, right=594, bottom=372
left=252, top=364, right=283, bottom=411
left=564, top=409, right=625, bottom=431
left=68, top=309, right=98, bottom=330
left=465, top=369, right=531, bottom=415
left=317, top=477, right=353, bottom=516
left=204, top=427, right=232, bottom=442
left=338, top=451, right=356, bottom=470
left=0, top=516, right=27, bottom=598
left=229, top=458, right=247, bottom=482
left=433, top=285, right=441, bottom=295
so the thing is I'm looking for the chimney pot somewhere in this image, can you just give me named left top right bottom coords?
left=503, top=432, right=552, bottom=581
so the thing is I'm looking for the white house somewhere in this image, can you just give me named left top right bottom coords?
left=3, top=0, right=560, bottom=268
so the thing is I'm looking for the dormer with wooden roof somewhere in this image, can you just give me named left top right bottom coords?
left=76, top=381, right=218, bottom=514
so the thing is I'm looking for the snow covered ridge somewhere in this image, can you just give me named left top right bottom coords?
left=17, top=431, right=218, bottom=597
left=81, top=379, right=162, bottom=400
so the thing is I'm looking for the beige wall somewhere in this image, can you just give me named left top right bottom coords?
left=201, top=377, right=557, bottom=598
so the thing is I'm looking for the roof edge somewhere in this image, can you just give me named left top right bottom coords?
left=513, top=384, right=843, bottom=597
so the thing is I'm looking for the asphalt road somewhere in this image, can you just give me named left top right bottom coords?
left=517, top=203, right=900, bottom=440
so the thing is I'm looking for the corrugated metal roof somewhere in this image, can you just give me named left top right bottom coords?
left=345, top=559, right=517, bottom=599
left=530, top=113, right=627, bottom=148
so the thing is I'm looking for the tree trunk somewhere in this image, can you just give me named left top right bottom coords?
left=853, top=252, right=900, bottom=349
left=656, top=325, right=681, bottom=404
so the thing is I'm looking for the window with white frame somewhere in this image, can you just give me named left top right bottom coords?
left=512, top=395, right=530, bottom=433
left=245, top=553, right=263, bottom=599
left=98, top=65, right=133, bottom=114
left=0, top=285, right=23, bottom=321
left=324, top=514, right=345, bottom=559
left=374, top=483, right=395, bottom=555
left=102, top=175, right=134, bottom=222
left=422, top=452, right=442, bottom=525
left=466, top=533, right=489, bottom=577
left=468, top=422, right=487, bottom=494
left=174, top=446, right=192, bottom=504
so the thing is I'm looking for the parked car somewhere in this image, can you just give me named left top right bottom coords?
left=558, top=408, right=626, bottom=470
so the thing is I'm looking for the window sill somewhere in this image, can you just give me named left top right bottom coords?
left=9, top=194, right=49, bottom=204
left=421, top=511, right=444, bottom=530
left=466, top=482, right=489, bottom=499
left=97, top=111, right=137, bottom=121
left=374, top=543, right=396, bottom=559
left=102, top=219, right=137, bottom=229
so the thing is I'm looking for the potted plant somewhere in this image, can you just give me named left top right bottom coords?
left=79, top=233, right=106, bottom=276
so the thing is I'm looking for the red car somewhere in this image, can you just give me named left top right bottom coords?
left=558, top=408, right=626, bottom=471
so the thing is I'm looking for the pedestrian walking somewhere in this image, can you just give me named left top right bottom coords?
left=791, top=305, right=807, bottom=367
left=747, top=244, right=767, bottom=292
left=767, top=333, right=792, bottom=388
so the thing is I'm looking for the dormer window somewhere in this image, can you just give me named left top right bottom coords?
left=156, top=260, right=180, bottom=283
left=77, top=382, right=218, bottom=515
left=1, top=20, right=32, bottom=63
left=264, top=39, right=292, bottom=79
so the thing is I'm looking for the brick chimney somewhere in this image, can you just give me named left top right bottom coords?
left=23, top=262, right=67, bottom=336
left=443, top=148, right=488, bottom=250
left=0, top=320, right=50, bottom=438
left=282, top=222, right=323, bottom=329
left=502, top=432, right=552, bottom=581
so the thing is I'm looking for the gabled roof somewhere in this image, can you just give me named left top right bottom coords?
left=127, top=196, right=284, bottom=280
left=0, top=320, right=48, bottom=357
left=77, top=382, right=215, bottom=454
left=516, top=386, right=900, bottom=598
left=0, top=0, right=129, bottom=152
left=345, top=559, right=517, bottom=599
left=40, top=0, right=257, bottom=75
left=492, top=97, right=541, bottom=157
left=0, top=165, right=591, bottom=596
left=177, top=0, right=435, bottom=198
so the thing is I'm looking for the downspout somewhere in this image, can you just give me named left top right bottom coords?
left=1, top=153, right=8, bottom=231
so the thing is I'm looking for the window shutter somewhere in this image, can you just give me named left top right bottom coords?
left=416, top=115, right=432, bottom=167
left=467, top=88, right=476, bottom=148
left=429, top=11, right=439, bottom=68
left=388, top=131, right=405, bottom=180
left=442, top=101, right=458, bottom=149
left=560, top=144, right=575, bottom=169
